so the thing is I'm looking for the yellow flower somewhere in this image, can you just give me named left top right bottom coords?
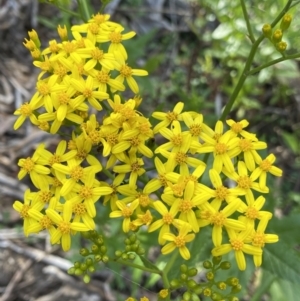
left=245, top=216, right=279, bottom=267
left=198, top=199, right=246, bottom=246
left=212, top=227, right=262, bottom=270
left=18, top=145, right=51, bottom=190
left=152, top=102, right=184, bottom=133
left=13, top=102, right=40, bottom=130
left=38, top=140, right=77, bottom=166
left=109, top=199, right=139, bottom=232
left=251, top=153, right=282, bottom=189
left=46, top=202, right=91, bottom=251
left=161, top=224, right=195, bottom=260
left=133, top=210, right=153, bottom=227
left=197, top=121, right=240, bottom=173
left=223, top=161, right=269, bottom=205
left=114, top=58, right=148, bottom=94
left=237, top=196, right=272, bottom=228
left=70, top=76, right=109, bottom=110
left=226, top=119, right=257, bottom=140
left=13, top=189, right=44, bottom=236
left=196, top=169, right=245, bottom=209
left=52, top=159, right=102, bottom=196
left=148, top=200, right=183, bottom=244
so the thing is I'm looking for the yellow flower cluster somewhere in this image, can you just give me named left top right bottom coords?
left=14, top=14, right=282, bottom=271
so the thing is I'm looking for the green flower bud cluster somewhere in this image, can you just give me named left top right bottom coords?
left=67, top=258, right=96, bottom=284
left=262, top=13, right=292, bottom=54
left=200, top=256, right=241, bottom=301
left=115, top=233, right=145, bottom=261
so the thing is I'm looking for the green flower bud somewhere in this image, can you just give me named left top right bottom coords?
left=231, top=284, right=242, bottom=293
left=181, top=273, right=188, bottom=281
left=203, top=260, right=212, bottom=269
left=211, top=292, right=222, bottom=301
left=220, top=261, right=231, bottom=270
left=74, top=261, right=81, bottom=268
left=86, top=258, right=93, bottom=266
left=206, top=271, right=214, bottom=281
left=102, top=255, right=109, bottom=263
left=137, top=247, right=145, bottom=255
left=128, top=253, right=136, bottom=260
left=115, top=250, right=123, bottom=257
left=187, top=268, right=197, bottom=277
left=122, top=253, right=128, bottom=260
left=272, top=29, right=283, bottom=43
left=187, top=279, right=197, bottom=289
left=81, top=231, right=91, bottom=239
left=226, top=277, right=239, bottom=286
left=217, top=281, right=226, bottom=290
left=276, top=41, right=287, bottom=53
left=96, top=237, right=104, bottom=245
left=75, top=268, right=83, bottom=276
left=125, top=245, right=131, bottom=252
left=180, top=264, right=188, bottom=273
left=88, top=266, right=95, bottom=273
left=280, top=13, right=292, bottom=31
left=100, top=246, right=107, bottom=254
left=91, top=244, right=99, bottom=254
left=129, top=234, right=137, bottom=243
left=212, top=256, right=222, bottom=265
left=94, top=255, right=102, bottom=262
left=203, top=287, right=211, bottom=296
left=262, top=24, right=272, bottom=38
left=183, top=291, right=191, bottom=301
left=125, top=238, right=131, bottom=245
left=67, top=267, right=75, bottom=275
left=80, top=263, right=87, bottom=271
left=193, top=285, right=202, bottom=295
left=131, top=243, right=139, bottom=251
left=190, top=292, right=200, bottom=301
left=170, top=279, right=181, bottom=289
left=83, top=274, right=91, bottom=284
left=228, top=297, right=239, bottom=301
left=90, top=230, right=98, bottom=238
left=80, top=248, right=90, bottom=256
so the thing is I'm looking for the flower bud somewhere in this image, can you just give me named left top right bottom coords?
left=80, top=263, right=87, bottom=271
left=211, top=292, right=222, bottom=301
left=193, top=285, right=202, bottom=295
left=206, top=271, right=214, bottom=281
left=272, top=29, right=283, bottom=43
left=187, top=279, right=197, bottom=289
left=102, top=255, right=109, bottom=263
left=190, top=292, right=200, bottom=301
left=94, top=255, right=102, bottom=262
left=28, top=29, right=41, bottom=48
left=280, top=13, right=292, bottom=31
left=129, top=234, right=137, bottom=243
left=75, top=268, right=83, bottom=276
left=91, top=244, right=99, bottom=254
left=203, top=287, right=211, bottom=296
left=262, top=24, right=272, bottom=38
left=231, top=284, right=242, bottom=293
left=137, top=247, right=145, bottom=255
left=183, top=291, right=191, bottom=301
left=226, top=277, right=239, bottom=286
left=187, top=268, right=197, bottom=277
left=100, top=246, right=107, bottom=254
left=83, top=274, right=91, bottom=284
left=115, top=250, right=123, bottom=257
left=217, top=281, right=226, bottom=290
left=80, top=248, right=90, bottom=256
left=57, top=25, right=68, bottom=41
left=180, top=264, right=188, bottom=273
left=203, top=260, right=212, bottom=269
left=276, top=41, right=287, bottom=53
left=86, top=258, right=93, bottom=266
left=128, top=253, right=136, bottom=260
left=212, top=256, right=222, bottom=265
left=220, top=261, right=231, bottom=270
left=67, top=267, right=75, bottom=275
left=170, top=279, right=181, bottom=289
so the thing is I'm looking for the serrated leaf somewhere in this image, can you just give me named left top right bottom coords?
left=262, top=241, right=300, bottom=284
left=138, top=255, right=161, bottom=272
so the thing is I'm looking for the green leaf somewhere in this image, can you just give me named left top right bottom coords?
left=281, top=131, right=299, bottom=154
left=138, top=255, right=161, bottom=272
left=212, top=23, right=233, bottom=39
left=262, top=241, right=300, bottom=284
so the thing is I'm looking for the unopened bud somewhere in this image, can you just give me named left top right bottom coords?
left=276, top=41, right=287, bottom=53
left=280, top=13, right=292, bottom=31
left=272, top=29, right=283, bottom=43
left=262, top=24, right=272, bottom=38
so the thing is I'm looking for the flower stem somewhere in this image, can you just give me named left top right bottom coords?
left=240, top=0, right=255, bottom=43
left=220, top=0, right=293, bottom=122
left=77, top=0, right=91, bottom=22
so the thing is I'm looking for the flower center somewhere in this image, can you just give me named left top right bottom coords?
left=120, top=65, right=132, bottom=78
left=58, top=221, right=71, bottom=234
left=37, top=82, right=50, bottom=95
left=252, top=232, right=265, bottom=247
left=88, top=130, right=101, bottom=145
left=172, top=183, right=185, bottom=197
left=215, top=142, right=227, bottom=155
left=215, top=186, right=229, bottom=200
left=83, top=88, right=93, bottom=98
left=88, top=23, right=100, bottom=35
left=20, top=204, right=31, bottom=218
left=140, top=211, right=152, bottom=225
left=245, top=206, right=259, bottom=219
left=239, top=139, right=252, bottom=152
left=174, top=235, right=186, bottom=247
left=175, top=152, right=187, bottom=164
left=131, top=161, right=141, bottom=172
left=49, top=40, right=60, bottom=53
left=58, top=92, right=70, bottom=105
left=189, top=124, right=202, bottom=136
left=73, top=203, right=86, bottom=216
left=22, top=157, right=35, bottom=173
left=49, top=154, right=62, bottom=165
left=138, top=193, right=150, bottom=207
left=162, top=213, right=174, bottom=225
left=130, top=136, right=140, bottom=147
left=231, top=122, right=243, bottom=133
left=91, top=48, right=104, bottom=60
left=38, top=191, right=53, bottom=203
left=40, top=216, right=53, bottom=229
left=260, top=159, right=271, bottom=171
left=79, top=186, right=93, bottom=199
left=166, top=112, right=177, bottom=122
left=92, top=13, right=106, bottom=24
left=210, top=212, right=226, bottom=227
left=179, top=199, right=193, bottom=213
left=237, top=176, right=252, bottom=189
left=96, top=70, right=110, bottom=83
left=109, top=31, right=122, bottom=43
left=158, top=174, right=168, bottom=186
left=63, top=41, right=77, bottom=53
left=122, top=206, right=133, bottom=218
left=20, top=103, right=32, bottom=117
left=70, top=166, right=84, bottom=181
left=171, top=134, right=183, bottom=146
left=230, top=238, right=244, bottom=251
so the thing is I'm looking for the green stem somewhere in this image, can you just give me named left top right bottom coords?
left=248, top=52, right=300, bottom=75
left=46, top=2, right=80, bottom=18
left=77, top=0, right=91, bottom=22
left=220, top=0, right=293, bottom=122
left=240, top=0, right=255, bottom=43
left=113, top=259, right=162, bottom=275
left=101, top=167, right=114, bottom=180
